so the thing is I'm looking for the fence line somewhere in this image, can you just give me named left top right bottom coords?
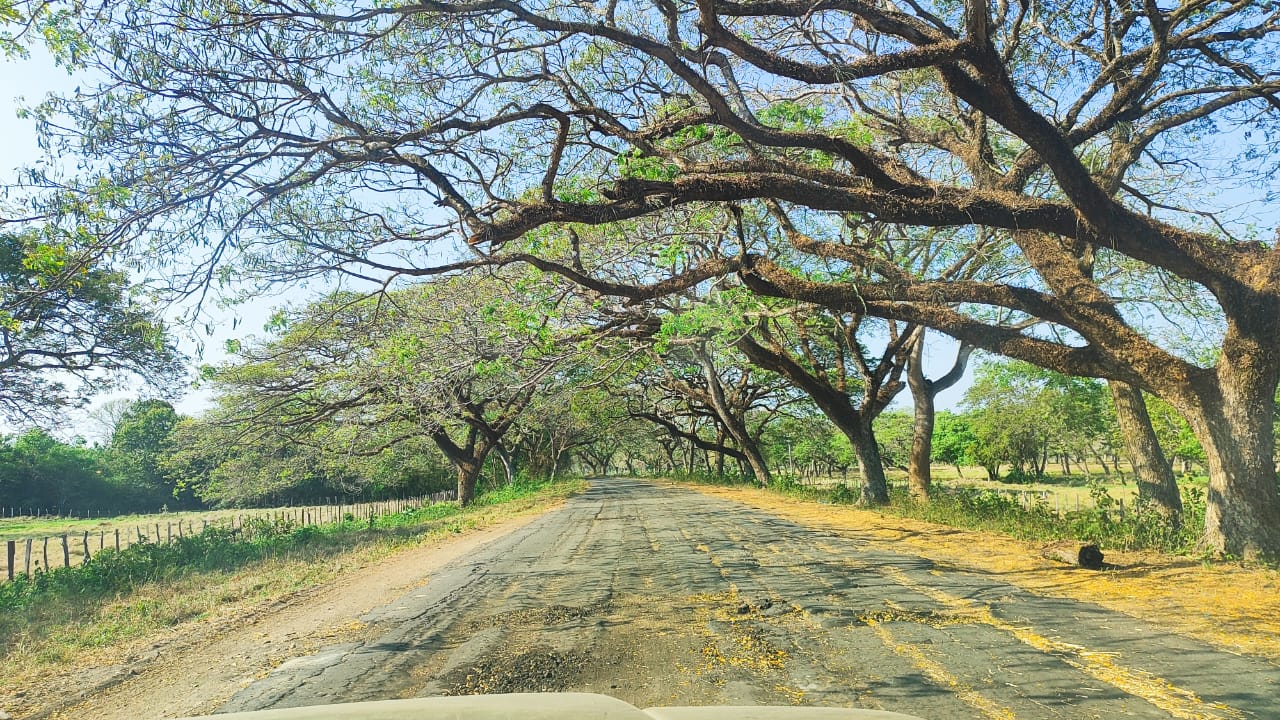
left=1, top=490, right=458, bottom=521
left=2, top=490, right=456, bottom=583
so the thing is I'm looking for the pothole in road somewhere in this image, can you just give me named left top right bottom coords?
left=855, top=607, right=973, bottom=627
left=457, top=601, right=612, bottom=634
left=443, top=646, right=593, bottom=694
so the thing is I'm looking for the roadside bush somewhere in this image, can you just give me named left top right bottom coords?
left=0, top=522, right=338, bottom=616
left=828, top=483, right=859, bottom=505
left=885, top=481, right=1207, bottom=554
left=1002, top=467, right=1036, bottom=485
left=662, top=469, right=753, bottom=486
left=0, top=494, right=480, bottom=618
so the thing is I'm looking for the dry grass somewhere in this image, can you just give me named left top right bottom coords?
left=683, top=482, right=1280, bottom=663
left=801, top=462, right=1203, bottom=509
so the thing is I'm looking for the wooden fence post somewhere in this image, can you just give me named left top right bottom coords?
left=115, top=529, right=120, bottom=551
left=6, top=540, right=14, bottom=581
left=61, top=534, right=70, bottom=568
left=42, top=536, right=49, bottom=570
left=82, top=531, right=91, bottom=563
left=25, top=538, right=32, bottom=576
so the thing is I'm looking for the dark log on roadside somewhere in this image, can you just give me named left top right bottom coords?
left=1041, top=542, right=1105, bottom=569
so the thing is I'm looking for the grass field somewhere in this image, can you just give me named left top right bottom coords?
left=0, top=508, right=241, bottom=540
left=0, top=498, right=431, bottom=540
left=1, top=497, right=436, bottom=577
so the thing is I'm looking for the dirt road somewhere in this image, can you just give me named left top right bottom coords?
left=52, top=478, right=1278, bottom=720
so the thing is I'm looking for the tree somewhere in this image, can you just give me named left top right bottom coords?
left=85, top=397, right=136, bottom=446
left=931, top=411, right=977, bottom=479
left=501, top=381, right=622, bottom=481
left=162, top=413, right=454, bottom=506
left=1109, top=384, right=1182, bottom=521
left=32, top=0, right=1280, bottom=555
left=189, top=269, right=588, bottom=504
left=0, top=429, right=104, bottom=510
left=905, top=330, right=973, bottom=500
left=0, top=233, right=183, bottom=425
left=872, top=410, right=914, bottom=472
left=627, top=338, right=794, bottom=483
left=766, top=410, right=852, bottom=480
left=1146, top=395, right=1208, bottom=475
left=963, top=359, right=1111, bottom=481
left=736, top=308, right=912, bottom=503
left=108, top=398, right=188, bottom=506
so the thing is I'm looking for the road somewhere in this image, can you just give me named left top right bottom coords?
left=219, top=478, right=1277, bottom=720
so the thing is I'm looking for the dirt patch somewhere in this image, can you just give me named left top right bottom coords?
left=444, top=647, right=594, bottom=694
left=457, top=601, right=612, bottom=635
left=682, top=482, right=1280, bottom=662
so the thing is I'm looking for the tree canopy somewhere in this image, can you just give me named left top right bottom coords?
left=0, top=232, right=183, bottom=425
left=10, top=0, right=1280, bottom=555
left=175, top=267, right=598, bottom=504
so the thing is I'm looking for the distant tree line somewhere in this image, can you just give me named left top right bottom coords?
left=0, top=400, right=194, bottom=514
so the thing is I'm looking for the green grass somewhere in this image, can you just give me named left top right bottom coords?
left=0, top=501, right=434, bottom=542
left=0, top=477, right=584, bottom=678
left=0, top=511, right=207, bottom=540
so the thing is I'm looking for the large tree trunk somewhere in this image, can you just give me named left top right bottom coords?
left=739, top=438, right=772, bottom=486
left=905, top=332, right=972, bottom=503
left=431, top=428, right=493, bottom=507
left=456, top=458, right=483, bottom=506
left=660, top=442, right=677, bottom=473
left=494, top=446, right=515, bottom=486
left=550, top=448, right=563, bottom=481
left=846, top=421, right=890, bottom=505
left=1109, top=381, right=1182, bottom=522
left=1182, top=347, right=1280, bottom=559
left=693, top=345, right=772, bottom=486
left=713, top=428, right=726, bottom=477
left=907, top=383, right=935, bottom=501
left=1092, top=451, right=1111, bottom=476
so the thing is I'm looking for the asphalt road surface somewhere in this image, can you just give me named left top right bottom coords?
left=220, top=478, right=1278, bottom=719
